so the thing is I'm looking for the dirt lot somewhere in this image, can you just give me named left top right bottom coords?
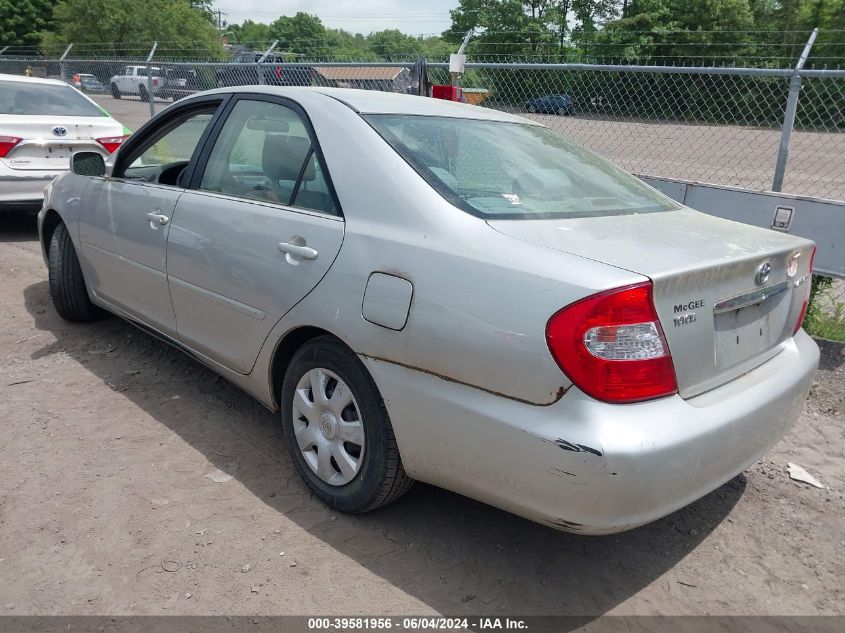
left=90, top=94, right=845, bottom=201
left=0, top=211, right=843, bottom=616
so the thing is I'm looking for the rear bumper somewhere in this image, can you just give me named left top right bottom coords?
left=0, top=170, right=58, bottom=209
left=362, top=330, right=819, bottom=534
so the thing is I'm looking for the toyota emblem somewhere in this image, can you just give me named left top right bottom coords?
left=755, top=262, right=772, bottom=286
left=52, top=126, right=67, bottom=136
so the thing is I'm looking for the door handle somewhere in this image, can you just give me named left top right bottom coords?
left=278, top=241, right=318, bottom=260
left=146, top=212, right=169, bottom=226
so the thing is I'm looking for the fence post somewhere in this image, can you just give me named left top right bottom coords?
left=451, top=29, right=473, bottom=87
left=772, top=28, right=818, bottom=192
left=59, top=44, right=73, bottom=83
left=257, top=40, right=278, bottom=86
left=146, top=41, right=158, bottom=118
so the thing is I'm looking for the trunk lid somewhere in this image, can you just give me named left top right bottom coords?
left=488, top=208, right=814, bottom=398
left=0, top=115, right=122, bottom=171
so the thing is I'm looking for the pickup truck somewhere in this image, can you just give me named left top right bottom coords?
left=109, top=65, right=163, bottom=102
left=215, top=52, right=313, bottom=87
left=159, top=68, right=202, bottom=101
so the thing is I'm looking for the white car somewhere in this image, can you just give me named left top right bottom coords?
left=0, top=73, right=128, bottom=211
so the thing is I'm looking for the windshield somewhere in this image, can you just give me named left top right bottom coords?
left=365, top=114, right=678, bottom=219
left=0, top=81, right=106, bottom=117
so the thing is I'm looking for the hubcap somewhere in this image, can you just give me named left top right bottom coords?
left=292, top=368, right=365, bottom=486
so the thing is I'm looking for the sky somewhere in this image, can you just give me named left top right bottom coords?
left=217, top=0, right=459, bottom=37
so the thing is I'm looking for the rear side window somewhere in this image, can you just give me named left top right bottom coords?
left=199, top=99, right=338, bottom=215
left=365, top=114, right=677, bottom=219
left=0, top=81, right=105, bottom=117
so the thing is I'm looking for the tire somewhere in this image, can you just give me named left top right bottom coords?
left=48, top=222, right=103, bottom=322
left=527, top=104, right=536, bottom=113
left=110, top=83, right=121, bottom=99
left=139, top=85, right=149, bottom=103
left=567, top=106, right=576, bottom=116
left=280, top=336, right=413, bottom=513
left=556, top=106, right=566, bottom=115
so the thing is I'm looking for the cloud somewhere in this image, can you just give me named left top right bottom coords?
left=217, top=0, right=458, bottom=36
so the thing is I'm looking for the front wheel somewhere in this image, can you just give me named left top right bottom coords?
left=138, top=85, right=149, bottom=102
left=48, top=223, right=103, bottom=322
left=527, top=104, right=536, bottom=113
left=280, top=336, right=413, bottom=513
left=110, top=83, right=121, bottom=99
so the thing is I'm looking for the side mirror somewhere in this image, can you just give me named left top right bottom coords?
left=71, top=151, right=106, bottom=177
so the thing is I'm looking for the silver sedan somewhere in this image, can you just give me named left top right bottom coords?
left=38, top=87, right=819, bottom=534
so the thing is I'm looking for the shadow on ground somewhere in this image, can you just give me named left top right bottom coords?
left=0, top=210, right=39, bottom=243
left=22, top=279, right=745, bottom=617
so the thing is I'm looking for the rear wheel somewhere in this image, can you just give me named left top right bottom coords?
left=110, top=83, right=121, bottom=99
left=527, top=104, right=536, bottom=113
left=280, top=336, right=413, bottom=513
left=48, top=223, right=103, bottom=322
left=556, top=106, right=567, bottom=115
left=139, top=85, right=149, bottom=102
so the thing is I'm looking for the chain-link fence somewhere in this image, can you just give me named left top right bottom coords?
left=1, top=53, right=843, bottom=337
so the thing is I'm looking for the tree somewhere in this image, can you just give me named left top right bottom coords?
left=226, top=20, right=272, bottom=47
left=44, top=0, right=223, bottom=56
left=0, top=0, right=54, bottom=48
left=268, top=12, right=327, bottom=57
left=367, top=30, right=422, bottom=58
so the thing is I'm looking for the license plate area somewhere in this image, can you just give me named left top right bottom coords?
left=714, top=289, right=790, bottom=369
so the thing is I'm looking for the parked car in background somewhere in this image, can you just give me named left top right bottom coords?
left=160, top=68, right=201, bottom=101
left=215, top=51, right=313, bottom=87
left=38, top=87, right=818, bottom=534
left=72, top=73, right=106, bottom=92
left=525, top=94, right=576, bottom=115
left=0, top=73, right=127, bottom=211
left=109, top=65, right=163, bottom=102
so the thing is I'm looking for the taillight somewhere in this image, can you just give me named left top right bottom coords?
left=0, top=136, right=22, bottom=158
left=546, top=282, right=678, bottom=404
left=96, top=135, right=128, bottom=154
left=793, top=245, right=816, bottom=334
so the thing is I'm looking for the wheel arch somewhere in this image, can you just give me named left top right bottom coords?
left=269, top=325, right=351, bottom=410
left=40, top=208, right=64, bottom=261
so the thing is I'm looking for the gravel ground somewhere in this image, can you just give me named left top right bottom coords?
left=0, top=211, right=843, bottom=616
left=89, top=94, right=845, bottom=201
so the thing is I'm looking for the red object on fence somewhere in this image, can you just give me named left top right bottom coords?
left=431, top=85, right=463, bottom=102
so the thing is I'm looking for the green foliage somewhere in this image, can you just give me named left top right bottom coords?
left=225, top=20, right=272, bottom=48
left=268, top=12, right=328, bottom=58
left=805, top=276, right=845, bottom=342
left=43, top=0, right=224, bottom=57
left=0, top=0, right=54, bottom=47
left=368, top=30, right=423, bottom=58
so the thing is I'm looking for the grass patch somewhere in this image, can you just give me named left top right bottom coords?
left=804, top=275, right=845, bottom=342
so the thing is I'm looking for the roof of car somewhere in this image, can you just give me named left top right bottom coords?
left=0, top=73, right=69, bottom=86
left=206, top=86, right=537, bottom=125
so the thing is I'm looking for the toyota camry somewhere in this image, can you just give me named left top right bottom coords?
left=38, top=87, right=819, bottom=534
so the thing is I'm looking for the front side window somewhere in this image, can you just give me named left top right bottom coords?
left=365, top=114, right=678, bottom=219
left=120, top=109, right=216, bottom=183
left=199, top=99, right=338, bottom=215
left=0, top=81, right=106, bottom=117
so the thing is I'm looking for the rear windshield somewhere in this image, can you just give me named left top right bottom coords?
left=365, top=114, right=677, bottom=219
left=0, top=81, right=105, bottom=117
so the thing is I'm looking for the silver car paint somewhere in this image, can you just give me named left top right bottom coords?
left=78, top=179, right=181, bottom=338
left=166, top=191, right=345, bottom=374
left=39, top=87, right=819, bottom=533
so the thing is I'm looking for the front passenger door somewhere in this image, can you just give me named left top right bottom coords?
left=77, top=100, right=222, bottom=337
left=166, top=96, right=345, bottom=374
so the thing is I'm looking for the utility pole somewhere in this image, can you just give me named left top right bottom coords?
left=215, top=9, right=229, bottom=33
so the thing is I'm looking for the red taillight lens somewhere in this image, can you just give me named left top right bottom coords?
left=546, top=282, right=678, bottom=404
left=0, top=136, right=22, bottom=158
left=793, top=245, right=816, bottom=334
left=96, top=135, right=128, bottom=154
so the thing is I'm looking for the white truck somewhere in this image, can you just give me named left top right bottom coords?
left=109, top=65, right=162, bottom=102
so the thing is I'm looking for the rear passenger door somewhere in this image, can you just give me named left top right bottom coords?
left=166, top=95, right=344, bottom=374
